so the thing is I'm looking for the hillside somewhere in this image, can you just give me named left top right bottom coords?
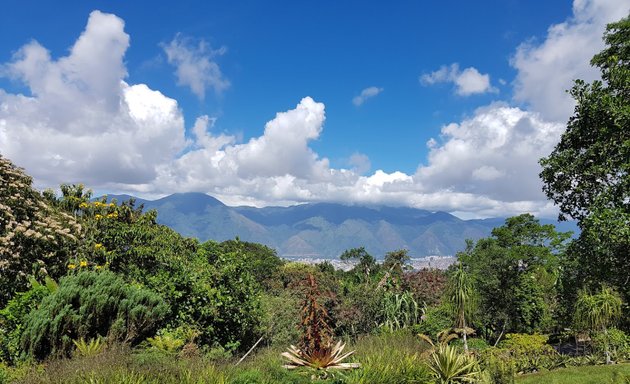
left=103, top=192, right=578, bottom=259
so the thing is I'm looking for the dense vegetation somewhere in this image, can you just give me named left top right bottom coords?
left=0, top=13, right=629, bottom=384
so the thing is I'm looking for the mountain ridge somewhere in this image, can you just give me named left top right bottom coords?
left=99, top=192, right=578, bottom=259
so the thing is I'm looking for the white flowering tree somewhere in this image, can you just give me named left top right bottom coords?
left=0, top=155, right=82, bottom=306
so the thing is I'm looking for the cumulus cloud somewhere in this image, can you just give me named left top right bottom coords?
left=416, top=104, right=564, bottom=204
left=420, top=63, right=497, bottom=96
left=511, top=0, right=628, bottom=121
left=2, top=3, right=627, bottom=220
left=0, top=11, right=186, bottom=189
left=352, top=86, right=383, bottom=106
left=162, top=34, right=229, bottom=99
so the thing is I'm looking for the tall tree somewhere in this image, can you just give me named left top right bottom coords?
left=459, top=215, right=571, bottom=341
left=447, top=262, right=476, bottom=352
left=539, top=14, right=630, bottom=311
left=340, top=247, right=377, bottom=281
left=574, top=287, right=622, bottom=364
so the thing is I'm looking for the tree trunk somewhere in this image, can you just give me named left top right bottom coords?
left=604, top=327, right=611, bottom=365
left=463, top=317, right=468, bottom=353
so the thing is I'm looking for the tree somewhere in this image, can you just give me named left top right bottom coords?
left=539, top=14, right=630, bottom=313
left=382, top=249, right=412, bottom=281
left=446, top=262, right=476, bottom=352
left=340, top=247, right=377, bottom=281
left=0, top=156, right=81, bottom=306
left=458, top=215, right=571, bottom=341
left=574, top=287, right=622, bottom=364
left=540, top=14, right=629, bottom=222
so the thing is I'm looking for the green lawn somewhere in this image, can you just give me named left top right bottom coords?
left=516, top=364, right=630, bottom=384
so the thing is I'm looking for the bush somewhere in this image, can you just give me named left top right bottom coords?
left=484, top=333, right=558, bottom=373
left=0, top=279, right=52, bottom=364
left=592, top=327, right=630, bottom=361
left=412, top=303, right=452, bottom=340
left=21, top=270, right=169, bottom=360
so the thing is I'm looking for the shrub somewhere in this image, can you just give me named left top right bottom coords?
left=0, top=277, right=54, bottom=364
left=413, top=304, right=452, bottom=341
left=592, top=327, right=630, bottom=361
left=21, top=270, right=169, bottom=360
left=403, top=268, right=448, bottom=306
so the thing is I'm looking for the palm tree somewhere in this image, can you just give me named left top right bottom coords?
left=447, top=262, right=476, bottom=352
left=574, top=286, right=622, bottom=364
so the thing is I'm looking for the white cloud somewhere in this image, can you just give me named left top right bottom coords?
left=511, top=0, right=628, bottom=121
left=2, top=3, right=627, bottom=220
left=416, top=103, right=564, bottom=205
left=420, top=63, right=497, bottom=96
left=0, top=11, right=187, bottom=188
left=162, top=34, right=229, bottom=100
left=348, top=153, right=371, bottom=174
left=352, top=86, right=383, bottom=106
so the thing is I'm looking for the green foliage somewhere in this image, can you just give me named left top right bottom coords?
left=539, top=14, right=630, bottom=319
left=574, top=287, right=622, bottom=333
left=72, top=337, right=105, bottom=357
left=334, top=281, right=384, bottom=338
left=21, top=270, right=168, bottom=360
left=259, top=291, right=301, bottom=347
left=378, top=290, right=420, bottom=333
left=480, top=352, right=516, bottom=384
left=498, top=334, right=555, bottom=356
left=382, top=249, right=412, bottom=281
left=207, top=239, right=284, bottom=288
left=0, top=279, right=54, bottom=364
left=458, top=215, right=570, bottom=339
left=146, top=334, right=184, bottom=354
left=74, top=196, right=263, bottom=350
left=574, top=287, right=623, bottom=364
left=0, top=156, right=82, bottom=307
left=515, top=363, right=630, bottom=384
left=426, top=344, right=481, bottom=383
left=342, top=331, right=432, bottom=384
left=592, top=328, right=630, bottom=362
left=479, top=334, right=559, bottom=374
left=340, top=247, right=378, bottom=281
left=413, top=304, right=453, bottom=340
left=445, top=262, right=477, bottom=351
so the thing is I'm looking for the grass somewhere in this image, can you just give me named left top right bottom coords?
left=6, top=331, right=432, bottom=384
left=516, top=363, right=630, bottom=384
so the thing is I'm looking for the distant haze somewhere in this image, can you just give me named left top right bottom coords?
left=102, top=192, right=579, bottom=259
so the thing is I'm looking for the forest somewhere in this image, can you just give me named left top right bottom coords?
left=0, top=14, right=628, bottom=384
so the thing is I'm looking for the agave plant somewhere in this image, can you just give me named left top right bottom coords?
left=282, top=273, right=360, bottom=371
left=282, top=340, right=360, bottom=370
left=426, top=344, right=481, bottom=384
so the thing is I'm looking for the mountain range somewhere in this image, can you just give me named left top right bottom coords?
left=102, top=192, right=578, bottom=260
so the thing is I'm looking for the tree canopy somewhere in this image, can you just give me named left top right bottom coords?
left=539, top=14, right=630, bottom=315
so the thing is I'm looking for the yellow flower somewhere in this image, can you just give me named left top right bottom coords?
left=94, top=243, right=104, bottom=250
left=109, top=203, right=115, bottom=207
left=79, top=260, right=88, bottom=268
left=95, top=214, right=103, bottom=220
left=79, top=202, right=88, bottom=209
left=67, top=263, right=76, bottom=270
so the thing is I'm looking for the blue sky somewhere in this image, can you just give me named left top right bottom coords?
left=0, top=1, right=628, bottom=218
